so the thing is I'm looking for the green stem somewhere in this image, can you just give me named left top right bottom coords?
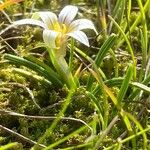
left=48, top=47, right=76, bottom=89
left=69, top=38, right=75, bottom=71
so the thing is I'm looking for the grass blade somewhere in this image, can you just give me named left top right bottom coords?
left=117, top=0, right=150, bottom=47
left=4, top=54, right=63, bottom=87
left=87, top=34, right=117, bottom=91
left=128, top=72, right=150, bottom=101
left=117, top=65, right=133, bottom=103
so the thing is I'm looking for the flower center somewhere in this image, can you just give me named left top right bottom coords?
left=53, top=22, right=67, bottom=34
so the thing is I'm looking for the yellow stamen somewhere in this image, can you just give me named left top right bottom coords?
left=53, top=22, right=67, bottom=33
left=61, top=24, right=67, bottom=33
left=53, top=22, right=61, bottom=32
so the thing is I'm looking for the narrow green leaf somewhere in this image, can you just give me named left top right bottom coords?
left=117, top=65, right=133, bottom=103
left=105, top=126, right=150, bottom=150
left=25, top=55, right=61, bottom=82
left=87, top=34, right=117, bottom=91
left=108, top=15, right=135, bottom=65
left=131, top=82, right=150, bottom=93
left=138, top=0, right=148, bottom=82
left=105, top=77, right=124, bottom=86
left=73, top=45, right=106, bottom=79
left=125, top=112, right=148, bottom=149
left=120, top=110, right=136, bottom=149
left=85, top=91, right=104, bottom=129
left=4, top=54, right=63, bottom=87
left=111, top=0, right=125, bottom=25
left=128, top=72, right=150, bottom=100
left=105, top=78, right=150, bottom=93
left=95, top=33, right=116, bottom=66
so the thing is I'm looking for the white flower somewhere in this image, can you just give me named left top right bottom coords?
left=13, top=5, right=97, bottom=49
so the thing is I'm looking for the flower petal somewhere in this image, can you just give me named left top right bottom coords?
left=69, top=19, right=97, bottom=34
left=36, top=12, right=58, bottom=29
left=58, top=5, right=78, bottom=25
left=67, top=30, right=89, bottom=47
left=13, top=19, right=47, bottom=28
left=43, top=29, right=59, bottom=48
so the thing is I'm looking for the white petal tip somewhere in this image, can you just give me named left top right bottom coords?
left=59, top=5, right=78, bottom=25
